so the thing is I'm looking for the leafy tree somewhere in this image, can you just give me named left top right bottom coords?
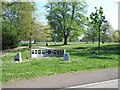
left=101, top=22, right=113, bottom=43
left=89, top=7, right=107, bottom=49
left=12, top=2, right=36, bottom=48
left=2, top=2, right=18, bottom=49
left=84, top=17, right=98, bottom=44
left=33, top=22, right=53, bottom=43
left=2, top=1, right=36, bottom=49
left=112, top=30, right=120, bottom=42
left=45, top=1, right=87, bottom=45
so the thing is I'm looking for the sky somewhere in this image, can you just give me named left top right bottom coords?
left=118, top=1, right=120, bottom=30
left=35, top=0, right=120, bottom=30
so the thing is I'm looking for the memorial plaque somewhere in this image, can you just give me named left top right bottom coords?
left=54, top=50, right=56, bottom=54
left=32, top=50, right=34, bottom=54
left=42, top=50, right=45, bottom=54
left=38, top=50, right=41, bottom=54
left=48, top=50, right=52, bottom=54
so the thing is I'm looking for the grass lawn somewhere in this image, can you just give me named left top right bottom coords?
left=2, top=42, right=119, bottom=83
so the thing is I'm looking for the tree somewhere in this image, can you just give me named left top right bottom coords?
left=13, top=2, right=36, bottom=48
left=45, top=1, right=87, bottom=45
left=2, top=2, right=19, bottom=49
left=84, top=17, right=98, bottom=44
left=2, top=1, right=36, bottom=49
left=90, top=7, right=107, bottom=49
left=112, top=30, right=120, bottom=42
left=33, top=22, right=53, bottom=43
left=101, top=22, right=113, bottom=43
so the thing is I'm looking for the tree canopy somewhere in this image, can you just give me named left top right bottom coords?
left=89, top=7, right=107, bottom=48
left=2, top=1, right=36, bottom=49
left=45, top=1, right=87, bottom=44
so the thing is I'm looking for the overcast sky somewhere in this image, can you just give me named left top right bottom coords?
left=35, top=0, right=119, bottom=30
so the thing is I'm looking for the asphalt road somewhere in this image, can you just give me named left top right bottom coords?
left=69, top=79, right=118, bottom=88
left=2, top=68, right=118, bottom=88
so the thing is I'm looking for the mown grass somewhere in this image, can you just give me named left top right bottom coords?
left=2, top=42, right=119, bottom=83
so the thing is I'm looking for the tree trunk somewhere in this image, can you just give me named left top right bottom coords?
left=86, top=38, right=88, bottom=44
left=98, top=25, right=101, bottom=53
left=102, top=36, right=104, bottom=44
left=63, top=32, right=68, bottom=45
left=64, top=35, right=68, bottom=45
left=34, top=39, right=36, bottom=44
left=29, top=37, right=32, bottom=48
left=91, top=38, right=94, bottom=44
left=90, top=35, right=94, bottom=44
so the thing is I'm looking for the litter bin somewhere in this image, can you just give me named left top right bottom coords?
left=64, top=53, right=70, bottom=61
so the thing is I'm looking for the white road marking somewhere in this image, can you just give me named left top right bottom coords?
left=68, top=79, right=118, bottom=88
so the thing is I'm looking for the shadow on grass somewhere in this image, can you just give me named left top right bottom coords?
left=73, top=52, right=89, bottom=56
left=49, top=43, right=73, bottom=47
left=71, top=50, right=116, bottom=60
left=91, top=44, right=120, bottom=50
left=74, top=47, right=88, bottom=49
left=70, top=44, right=119, bottom=59
left=49, top=44, right=64, bottom=46
left=87, top=55, right=113, bottom=59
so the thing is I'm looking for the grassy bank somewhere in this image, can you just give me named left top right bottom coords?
left=2, top=42, right=119, bottom=83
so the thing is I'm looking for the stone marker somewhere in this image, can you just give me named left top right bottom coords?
left=64, top=53, right=70, bottom=61
left=14, top=52, right=22, bottom=62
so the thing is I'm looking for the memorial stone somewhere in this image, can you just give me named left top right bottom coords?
left=64, top=53, right=70, bottom=61
left=14, top=52, right=22, bottom=62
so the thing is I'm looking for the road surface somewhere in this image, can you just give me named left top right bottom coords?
left=2, top=68, right=118, bottom=88
left=69, top=79, right=118, bottom=88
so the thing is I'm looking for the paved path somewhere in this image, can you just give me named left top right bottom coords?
left=1, top=46, right=54, bottom=54
left=2, top=68, right=118, bottom=88
left=1, top=46, right=28, bottom=54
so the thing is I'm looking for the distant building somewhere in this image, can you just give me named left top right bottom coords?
left=21, top=40, right=34, bottom=43
left=78, top=34, right=84, bottom=41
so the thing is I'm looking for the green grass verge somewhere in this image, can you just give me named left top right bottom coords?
left=2, top=42, right=119, bottom=83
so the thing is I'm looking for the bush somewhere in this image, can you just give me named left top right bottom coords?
left=2, top=33, right=18, bottom=50
left=18, top=43, right=29, bottom=46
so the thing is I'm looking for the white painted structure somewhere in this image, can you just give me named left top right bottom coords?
left=31, top=49, right=66, bottom=58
